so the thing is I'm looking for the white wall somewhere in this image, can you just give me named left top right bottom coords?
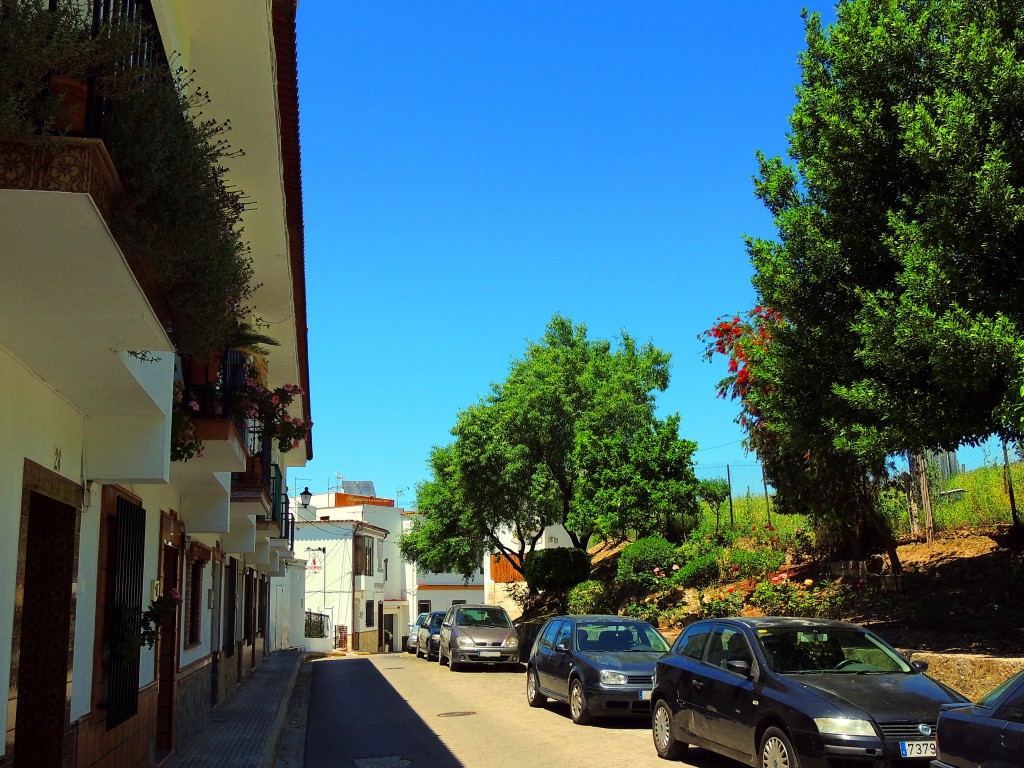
left=1, top=350, right=82, bottom=733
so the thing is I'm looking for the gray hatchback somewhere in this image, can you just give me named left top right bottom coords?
left=438, top=604, right=519, bottom=670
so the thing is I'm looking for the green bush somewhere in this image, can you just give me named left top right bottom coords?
left=749, top=577, right=850, bottom=619
left=523, top=547, right=591, bottom=592
left=617, top=536, right=678, bottom=592
left=672, top=550, right=722, bottom=588
left=623, top=601, right=661, bottom=625
left=724, top=547, right=785, bottom=579
left=566, top=580, right=612, bottom=615
left=696, top=590, right=744, bottom=619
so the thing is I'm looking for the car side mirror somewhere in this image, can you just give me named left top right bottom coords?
left=555, top=639, right=571, bottom=653
left=911, top=660, right=929, bottom=672
left=726, top=659, right=752, bottom=677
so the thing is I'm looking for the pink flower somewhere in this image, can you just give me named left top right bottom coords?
left=272, top=394, right=280, bottom=405
left=188, top=400, right=199, bottom=411
left=653, top=567, right=660, bottom=573
left=294, top=418, right=303, bottom=426
left=170, top=588, right=182, bottom=601
left=672, top=564, right=679, bottom=571
left=292, top=440, right=300, bottom=449
left=284, top=414, right=292, bottom=422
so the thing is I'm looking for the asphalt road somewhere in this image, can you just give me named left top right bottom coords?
left=302, top=651, right=741, bottom=768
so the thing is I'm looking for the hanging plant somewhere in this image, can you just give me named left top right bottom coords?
left=114, top=588, right=182, bottom=661
left=231, top=363, right=311, bottom=453
left=170, top=381, right=204, bottom=461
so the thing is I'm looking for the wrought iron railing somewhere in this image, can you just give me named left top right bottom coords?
left=304, top=611, right=328, bottom=639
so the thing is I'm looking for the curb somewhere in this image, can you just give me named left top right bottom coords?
left=257, top=651, right=307, bottom=768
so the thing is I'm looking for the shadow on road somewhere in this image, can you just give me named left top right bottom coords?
left=306, top=657, right=464, bottom=767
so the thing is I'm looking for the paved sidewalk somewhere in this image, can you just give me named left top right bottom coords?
left=163, top=649, right=304, bottom=768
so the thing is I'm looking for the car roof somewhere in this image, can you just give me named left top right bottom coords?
left=716, top=617, right=864, bottom=631
left=450, top=603, right=507, bottom=610
left=548, top=614, right=652, bottom=623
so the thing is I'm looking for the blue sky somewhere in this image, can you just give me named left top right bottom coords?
left=294, top=1, right=836, bottom=504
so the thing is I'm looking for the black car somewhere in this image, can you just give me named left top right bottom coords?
left=651, top=617, right=968, bottom=767
left=932, top=669, right=1024, bottom=768
left=526, top=615, right=670, bottom=724
left=415, top=611, right=445, bottom=661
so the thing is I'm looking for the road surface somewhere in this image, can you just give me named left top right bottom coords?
left=303, top=651, right=738, bottom=768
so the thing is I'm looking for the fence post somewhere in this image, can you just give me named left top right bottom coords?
left=726, top=464, right=735, bottom=530
left=1002, top=440, right=1020, bottom=530
left=914, top=453, right=934, bottom=543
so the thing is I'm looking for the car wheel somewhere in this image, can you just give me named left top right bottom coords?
left=760, top=726, right=799, bottom=768
left=439, top=646, right=448, bottom=666
left=415, top=643, right=423, bottom=659
left=526, top=669, right=545, bottom=707
left=449, top=653, right=459, bottom=672
left=652, top=699, right=688, bottom=760
left=569, top=679, right=592, bottom=725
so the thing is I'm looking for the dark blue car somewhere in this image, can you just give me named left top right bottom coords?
left=932, top=669, right=1024, bottom=768
left=415, top=610, right=445, bottom=661
left=526, top=615, right=669, bottom=724
left=650, top=617, right=968, bottom=767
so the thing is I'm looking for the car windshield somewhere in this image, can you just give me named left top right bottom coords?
left=455, top=607, right=511, bottom=628
left=754, top=626, right=912, bottom=674
left=977, top=669, right=1024, bottom=707
left=575, top=621, right=670, bottom=653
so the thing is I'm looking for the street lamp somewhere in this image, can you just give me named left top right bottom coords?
left=300, top=486, right=312, bottom=508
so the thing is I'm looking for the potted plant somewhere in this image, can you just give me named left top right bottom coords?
left=231, top=363, right=311, bottom=453
left=0, top=0, right=141, bottom=136
left=170, top=381, right=204, bottom=461
left=114, top=588, right=182, bottom=661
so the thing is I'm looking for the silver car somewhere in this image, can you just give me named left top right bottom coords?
left=406, top=612, right=429, bottom=653
left=438, top=604, right=519, bottom=671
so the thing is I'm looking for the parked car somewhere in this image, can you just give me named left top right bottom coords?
left=438, top=603, right=519, bottom=670
left=526, top=615, right=669, bottom=724
left=415, top=610, right=446, bottom=660
left=406, top=612, right=429, bottom=653
left=651, top=616, right=969, bottom=767
left=932, top=668, right=1024, bottom=768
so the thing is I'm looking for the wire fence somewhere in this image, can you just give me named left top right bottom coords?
left=693, top=437, right=1023, bottom=534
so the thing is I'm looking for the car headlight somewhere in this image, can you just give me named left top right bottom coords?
left=503, top=636, right=518, bottom=648
left=600, top=670, right=629, bottom=686
left=455, top=636, right=477, bottom=649
left=814, top=717, right=877, bottom=737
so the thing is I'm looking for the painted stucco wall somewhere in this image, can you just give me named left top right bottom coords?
left=0, top=348, right=86, bottom=756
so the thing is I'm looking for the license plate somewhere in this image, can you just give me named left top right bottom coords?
left=899, top=741, right=936, bottom=758
left=638, top=690, right=651, bottom=700
left=479, top=650, right=501, bottom=658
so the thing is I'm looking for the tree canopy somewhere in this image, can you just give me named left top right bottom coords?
left=401, top=314, right=699, bottom=580
left=704, top=0, right=1024, bottom=554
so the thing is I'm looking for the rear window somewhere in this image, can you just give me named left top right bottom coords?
left=429, top=613, right=444, bottom=628
left=455, top=606, right=511, bottom=628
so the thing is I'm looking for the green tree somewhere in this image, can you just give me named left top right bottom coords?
left=401, top=315, right=699, bottom=580
left=697, top=478, right=731, bottom=534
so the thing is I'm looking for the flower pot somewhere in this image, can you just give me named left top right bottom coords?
left=49, top=76, right=88, bottom=133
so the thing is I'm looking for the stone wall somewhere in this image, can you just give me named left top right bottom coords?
left=176, top=664, right=212, bottom=750
left=905, top=652, right=1024, bottom=702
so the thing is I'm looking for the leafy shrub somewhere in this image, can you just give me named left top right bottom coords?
left=623, top=601, right=661, bottom=625
left=678, top=530, right=723, bottom=560
left=750, top=576, right=851, bottom=619
left=617, top=536, right=678, bottom=592
left=671, top=550, right=722, bottom=588
left=723, top=547, right=785, bottom=580
left=523, top=547, right=591, bottom=592
left=567, top=580, right=612, bottom=615
left=695, top=589, right=744, bottom=619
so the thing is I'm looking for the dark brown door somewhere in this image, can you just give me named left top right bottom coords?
left=156, top=542, right=180, bottom=754
left=14, top=491, right=76, bottom=767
